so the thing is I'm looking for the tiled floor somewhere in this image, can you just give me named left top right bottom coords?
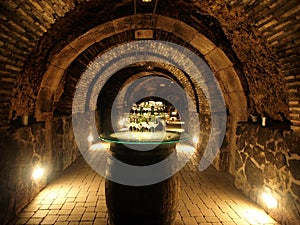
left=9, top=144, right=280, bottom=225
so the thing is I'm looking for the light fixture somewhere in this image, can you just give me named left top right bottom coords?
left=142, top=0, right=152, bottom=2
left=262, top=192, right=278, bottom=208
left=88, top=134, right=94, bottom=143
left=32, top=167, right=44, bottom=180
left=192, top=136, right=199, bottom=145
left=118, top=118, right=125, bottom=127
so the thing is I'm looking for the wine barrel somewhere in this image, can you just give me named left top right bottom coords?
left=105, top=143, right=180, bottom=225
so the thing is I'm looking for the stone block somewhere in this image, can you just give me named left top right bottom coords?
left=275, top=152, right=287, bottom=169
left=291, top=183, right=300, bottom=199
left=31, top=122, right=45, bottom=136
left=37, top=87, right=54, bottom=113
left=236, top=136, right=245, bottom=150
left=205, top=48, right=233, bottom=72
left=215, top=67, right=244, bottom=93
left=113, top=16, right=133, bottom=32
left=257, top=127, right=272, bottom=146
left=190, top=34, right=215, bottom=56
left=253, top=147, right=265, bottom=166
left=40, top=64, right=64, bottom=88
left=131, top=14, right=152, bottom=29
left=285, top=134, right=300, bottom=154
left=265, top=151, right=275, bottom=163
left=264, top=163, right=276, bottom=181
left=289, top=159, right=300, bottom=180
left=244, top=145, right=252, bottom=156
left=245, top=158, right=263, bottom=187
left=235, top=152, right=243, bottom=170
left=234, top=171, right=249, bottom=195
left=173, top=20, right=197, bottom=43
left=51, top=44, right=78, bottom=70
left=92, top=22, right=117, bottom=42
left=266, top=141, right=275, bottom=151
left=17, top=126, right=31, bottom=141
left=69, top=31, right=96, bottom=54
left=155, top=15, right=175, bottom=33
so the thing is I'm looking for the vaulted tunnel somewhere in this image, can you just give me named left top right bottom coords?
left=0, top=1, right=299, bottom=225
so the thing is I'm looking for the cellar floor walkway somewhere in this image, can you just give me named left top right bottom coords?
left=9, top=150, right=280, bottom=225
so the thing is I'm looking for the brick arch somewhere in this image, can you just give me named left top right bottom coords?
left=36, top=15, right=247, bottom=175
left=97, top=70, right=195, bottom=133
left=118, top=64, right=200, bottom=113
left=36, top=14, right=247, bottom=123
left=1, top=0, right=298, bottom=130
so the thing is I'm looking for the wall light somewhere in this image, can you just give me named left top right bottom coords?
left=88, top=134, right=94, bottom=143
left=262, top=192, right=278, bottom=208
left=118, top=118, right=125, bottom=127
left=32, top=167, right=44, bottom=180
left=192, top=136, right=199, bottom=145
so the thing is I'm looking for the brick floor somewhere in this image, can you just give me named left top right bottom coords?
left=8, top=144, right=280, bottom=225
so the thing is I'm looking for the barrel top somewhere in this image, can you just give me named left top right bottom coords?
left=99, top=131, right=190, bottom=145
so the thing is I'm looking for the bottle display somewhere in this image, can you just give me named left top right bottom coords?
left=119, top=100, right=177, bottom=132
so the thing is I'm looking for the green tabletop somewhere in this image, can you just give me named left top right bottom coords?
left=99, top=131, right=190, bottom=145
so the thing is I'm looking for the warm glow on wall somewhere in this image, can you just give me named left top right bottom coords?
left=89, top=142, right=110, bottom=151
left=32, top=167, right=44, bottom=180
left=262, top=192, right=278, bottom=208
left=176, top=143, right=196, bottom=154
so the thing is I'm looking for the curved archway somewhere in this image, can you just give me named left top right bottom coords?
left=97, top=69, right=194, bottom=134
left=36, top=14, right=247, bottom=122
left=36, top=14, right=247, bottom=175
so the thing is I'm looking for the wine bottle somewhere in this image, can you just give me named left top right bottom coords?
left=151, top=106, right=154, bottom=115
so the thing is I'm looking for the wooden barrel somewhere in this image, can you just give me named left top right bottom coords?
left=105, top=143, right=180, bottom=225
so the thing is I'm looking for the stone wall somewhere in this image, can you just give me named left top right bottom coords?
left=0, top=122, right=48, bottom=225
left=0, top=114, right=80, bottom=225
left=52, top=115, right=80, bottom=177
left=235, top=122, right=300, bottom=225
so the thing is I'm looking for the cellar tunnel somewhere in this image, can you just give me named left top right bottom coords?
left=0, top=0, right=299, bottom=225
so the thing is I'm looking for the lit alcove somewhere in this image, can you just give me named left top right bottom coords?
left=96, top=63, right=192, bottom=136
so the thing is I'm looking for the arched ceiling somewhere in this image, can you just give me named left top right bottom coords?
left=0, top=0, right=299, bottom=131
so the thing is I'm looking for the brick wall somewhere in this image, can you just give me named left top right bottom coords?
left=230, top=0, right=300, bottom=131
left=0, top=0, right=75, bottom=125
left=0, top=0, right=299, bottom=131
